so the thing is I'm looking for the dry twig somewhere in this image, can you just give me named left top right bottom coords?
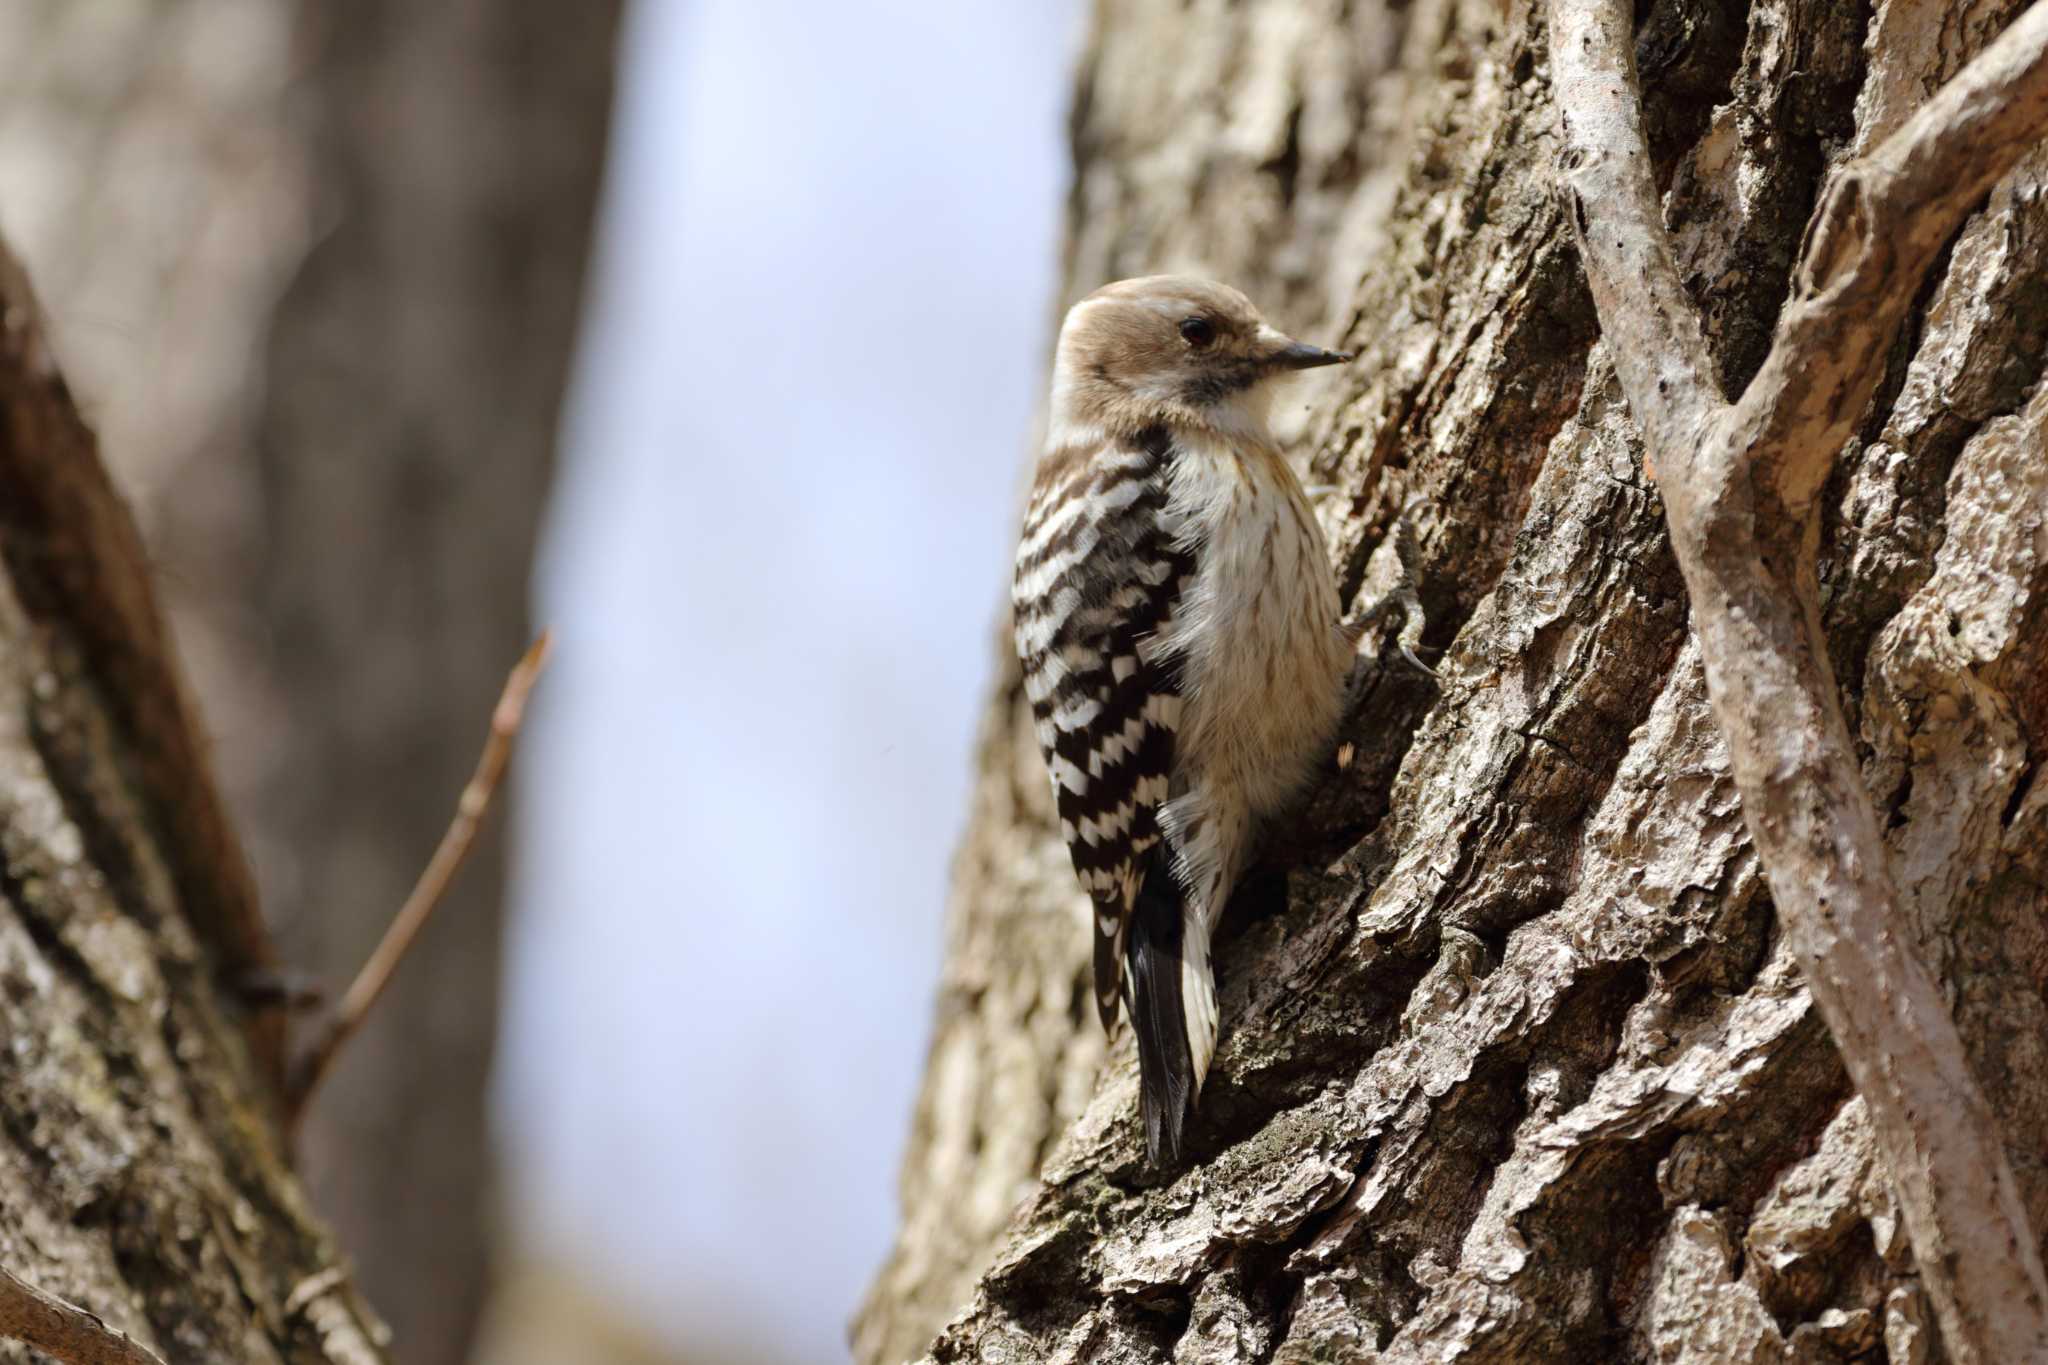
left=0, top=1264, right=164, bottom=1365
left=1548, top=2, right=2048, bottom=1359
left=286, top=631, right=555, bottom=1130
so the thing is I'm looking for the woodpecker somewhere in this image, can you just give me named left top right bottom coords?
left=1013, top=276, right=1354, bottom=1165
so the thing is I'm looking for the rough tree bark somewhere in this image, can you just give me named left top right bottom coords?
left=859, top=1, right=2048, bottom=1361
left=0, top=239, right=384, bottom=1361
left=1554, top=4, right=2048, bottom=1356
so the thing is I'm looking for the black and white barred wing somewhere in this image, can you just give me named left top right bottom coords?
left=1012, top=434, right=1189, bottom=1035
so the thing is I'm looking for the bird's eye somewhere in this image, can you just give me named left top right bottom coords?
left=1179, top=316, right=1216, bottom=348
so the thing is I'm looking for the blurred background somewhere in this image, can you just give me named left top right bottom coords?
left=0, top=1, right=1078, bottom=1360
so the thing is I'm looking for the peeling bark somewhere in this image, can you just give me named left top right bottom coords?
left=0, top=239, right=384, bottom=1362
left=859, top=1, right=2048, bottom=1361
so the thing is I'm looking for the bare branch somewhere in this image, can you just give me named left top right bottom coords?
left=1549, top=1, right=2048, bottom=1359
left=1739, top=0, right=2048, bottom=515
left=0, top=1264, right=164, bottom=1365
left=1548, top=0, right=1720, bottom=459
left=286, top=631, right=554, bottom=1129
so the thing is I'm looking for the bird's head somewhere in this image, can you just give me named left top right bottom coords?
left=1049, top=275, right=1351, bottom=440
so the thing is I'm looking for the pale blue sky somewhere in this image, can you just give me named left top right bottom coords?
left=497, top=2, right=1081, bottom=1358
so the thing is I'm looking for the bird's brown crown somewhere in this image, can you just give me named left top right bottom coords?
left=1050, top=275, right=1349, bottom=439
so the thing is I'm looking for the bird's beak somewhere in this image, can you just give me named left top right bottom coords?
left=1267, top=338, right=1353, bottom=370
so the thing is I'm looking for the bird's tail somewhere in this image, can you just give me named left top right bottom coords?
left=1126, top=850, right=1218, bottom=1166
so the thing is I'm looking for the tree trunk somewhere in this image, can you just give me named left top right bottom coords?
left=254, top=7, right=619, bottom=1362
left=858, top=1, right=2048, bottom=1361
left=0, top=238, right=384, bottom=1361
left=0, top=6, right=621, bottom=1360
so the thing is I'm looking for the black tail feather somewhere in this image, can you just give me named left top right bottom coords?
left=1127, top=850, right=1193, bottom=1166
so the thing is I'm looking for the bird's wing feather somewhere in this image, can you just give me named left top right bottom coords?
left=1013, top=427, right=1191, bottom=1036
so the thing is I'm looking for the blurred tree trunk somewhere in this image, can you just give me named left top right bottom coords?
left=858, top=1, right=2048, bottom=1361
left=0, top=237, right=386, bottom=1362
left=257, top=7, right=619, bottom=1364
left=0, top=4, right=621, bottom=1362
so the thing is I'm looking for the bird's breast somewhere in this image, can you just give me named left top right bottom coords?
left=1161, top=433, right=1350, bottom=822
